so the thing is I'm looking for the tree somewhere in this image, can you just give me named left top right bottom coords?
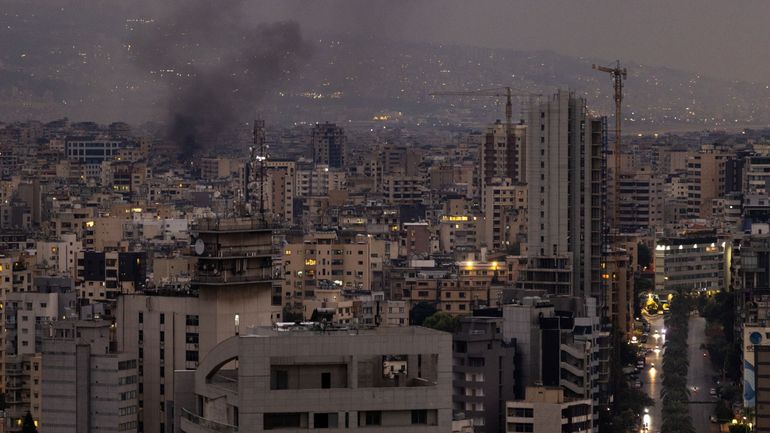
left=714, top=400, right=733, bottom=422
left=422, top=311, right=460, bottom=333
left=409, top=302, right=436, bottom=326
left=21, top=412, right=37, bottom=433
left=637, top=242, right=652, bottom=269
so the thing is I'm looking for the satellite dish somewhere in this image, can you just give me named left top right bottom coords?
left=194, top=238, right=205, bottom=256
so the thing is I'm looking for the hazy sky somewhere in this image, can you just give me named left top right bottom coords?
left=253, top=0, right=770, bottom=83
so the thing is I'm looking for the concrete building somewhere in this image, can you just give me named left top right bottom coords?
left=115, top=217, right=278, bottom=433
left=312, top=122, right=347, bottom=169
left=264, top=160, right=296, bottom=224
left=482, top=179, right=527, bottom=251
left=654, top=232, right=725, bottom=293
left=382, top=175, right=426, bottom=206
left=501, top=298, right=605, bottom=412
left=453, top=317, right=516, bottom=433
left=479, top=121, right=527, bottom=207
left=174, top=325, right=452, bottom=432
left=191, top=217, right=281, bottom=348
left=604, top=248, right=634, bottom=338
left=117, top=294, right=202, bottom=433
left=296, top=164, right=346, bottom=197
left=41, top=320, right=138, bottom=433
left=76, top=250, right=147, bottom=303
left=505, top=387, right=592, bottom=433
left=281, top=231, right=387, bottom=312
left=618, top=167, right=663, bottom=233
left=526, top=90, right=606, bottom=303
left=685, top=144, right=731, bottom=219
left=0, top=291, right=75, bottom=432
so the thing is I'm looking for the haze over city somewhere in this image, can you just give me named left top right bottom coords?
left=0, top=2, right=768, bottom=433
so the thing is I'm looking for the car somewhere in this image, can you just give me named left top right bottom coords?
left=710, top=388, right=717, bottom=396
left=710, top=415, right=718, bottom=423
left=703, top=352, right=708, bottom=357
left=691, top=386, right=699, bottom=393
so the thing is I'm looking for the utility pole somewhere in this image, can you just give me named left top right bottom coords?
left=593, top=61, right=627, bottom=234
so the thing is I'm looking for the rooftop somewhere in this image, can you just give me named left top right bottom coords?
left=245, top=324, right=445, bottom=338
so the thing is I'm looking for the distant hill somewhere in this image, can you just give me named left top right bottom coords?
left=1, top=28, right=769, bottom=132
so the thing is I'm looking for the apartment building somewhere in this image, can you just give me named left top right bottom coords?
left=526, top=90, right=606, bottom=303
left=41, top=320, right=139, bottom=433
left=453, top=317, right=516, bottom=433
left=174, top=325, right=452, bottom=432
left=281, top=231, right=387, bottom=310
left=505, top=387, right=592, bottom=433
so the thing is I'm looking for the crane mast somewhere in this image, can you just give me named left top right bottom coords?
left=592, top=61, right=627, bottom=234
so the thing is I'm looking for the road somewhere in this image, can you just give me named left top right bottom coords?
left=687, top=315, right=719, bottom=433
left=640, top=314, right=664, bottom=433
left=639, top=314, right=718, bottom=433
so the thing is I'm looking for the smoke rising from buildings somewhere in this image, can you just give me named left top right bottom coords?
left=131, top=0, right=312, bottom=156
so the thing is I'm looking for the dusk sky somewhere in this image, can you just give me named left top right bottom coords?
left=254, top=0, right=770, bottom=83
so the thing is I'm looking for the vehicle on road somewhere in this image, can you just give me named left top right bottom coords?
left=710, top=388, right=717, bottom=396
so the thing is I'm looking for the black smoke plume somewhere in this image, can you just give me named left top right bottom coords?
left=131, top=0, right=311, bottom=157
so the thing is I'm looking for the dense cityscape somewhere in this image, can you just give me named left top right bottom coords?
left=3, top=2, right=770, bottom=433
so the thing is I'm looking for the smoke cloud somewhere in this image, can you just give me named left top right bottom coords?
left=131, top=0, right=312, bottom=157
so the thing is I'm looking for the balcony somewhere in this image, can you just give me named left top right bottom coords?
left=180, top=408, right=238, bottom=433
left=198, top=246, right=273, bottom=259
left=192, top=217, right=273, bottom=233
left=193, top=269, right=274, bottom=286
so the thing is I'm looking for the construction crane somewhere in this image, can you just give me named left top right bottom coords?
left=592, top=61, right=627, bottom=233
left=430, top=86, right=539, bottom=141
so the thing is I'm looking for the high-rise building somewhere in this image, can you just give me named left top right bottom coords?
left=312, top=122, right=347, bottom=169
left=526, top=90, right=607, bottom=303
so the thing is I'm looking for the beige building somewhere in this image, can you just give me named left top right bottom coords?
left=605, top=248, right=634, bottom=338
left=685, top=144, right=731, bottom=219
left=482, top=179, right=527, bottom=251
left=174, top=325, right=452, bottom=433
left=281, top=231, right=387, bottom=313
left=505, top=387, right=592, bottom=433
left=382, top=175, right=426, bottom=205
left=264, top=160, right=296, bottom=223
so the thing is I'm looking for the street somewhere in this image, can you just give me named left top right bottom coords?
left=639, top=314, right=718, bottom=432
left=687, top=315, right=719, bottom=433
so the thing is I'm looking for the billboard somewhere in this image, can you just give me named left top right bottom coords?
left=743, top=326, right=770, bottom=408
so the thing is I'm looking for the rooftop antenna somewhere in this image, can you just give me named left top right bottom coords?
left=252, top=118, right=267, bottom=223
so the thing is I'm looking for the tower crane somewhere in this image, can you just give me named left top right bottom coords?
left=592, top=61, right=627, bottom=232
